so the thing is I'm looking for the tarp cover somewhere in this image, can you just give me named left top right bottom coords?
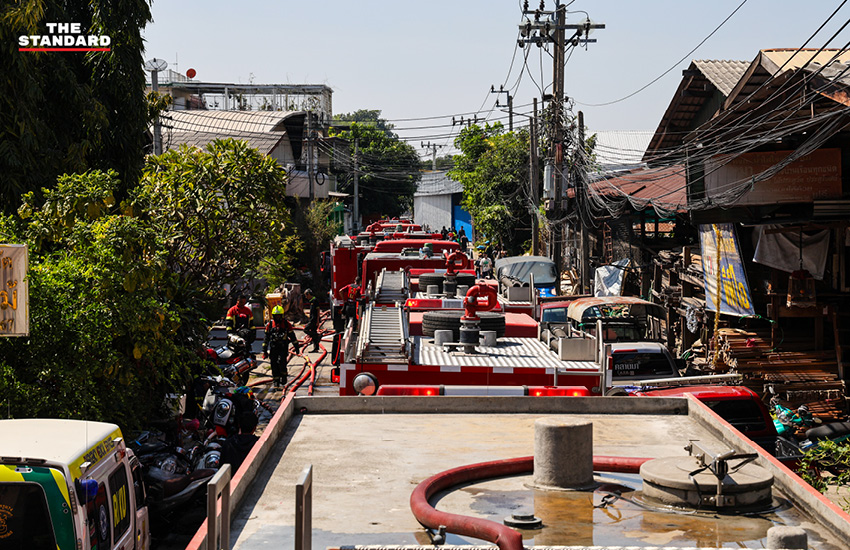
left=594, top=258, right=630, bottom=297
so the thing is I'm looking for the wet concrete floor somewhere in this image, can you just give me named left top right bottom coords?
left=228, top=412, right=846, bottom=549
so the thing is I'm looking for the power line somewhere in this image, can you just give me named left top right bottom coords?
left=575, top=0, right=750, bottom=107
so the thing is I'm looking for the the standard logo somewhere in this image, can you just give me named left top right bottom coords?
left=18, top=22, right=111, bottom=52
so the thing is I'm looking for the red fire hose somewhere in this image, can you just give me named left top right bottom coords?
left=410, top=455, right=651, bottom=550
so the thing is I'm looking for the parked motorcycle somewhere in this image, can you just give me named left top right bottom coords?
left=129, top=428, right=219, bottom=515
left=770, top=397, right=821, bottom=437
left=203, top=332, right=258, bottom=386
left=201, top=383, right=261, bottom=437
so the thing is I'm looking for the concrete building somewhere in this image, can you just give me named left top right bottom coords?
left=413, top=170, right=472, bottom=236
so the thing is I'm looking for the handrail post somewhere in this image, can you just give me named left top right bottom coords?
left=207, top=464, right=231, bottom=550
left=295, top=464, right=313, bottom=550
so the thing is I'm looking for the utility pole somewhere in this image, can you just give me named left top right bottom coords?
left=551, top=1, right=565, bottom=291
left=531, top=98, right=540, bottom=255
left=452, top=115, right=480, bottom=128
left=307, top=113, right=314, bottom=200
left=353, top=138, right=360, bottom=233
left=516, top=1, right=604, bottom=293
left=421, top=141, right=443, bottom=171
left=490, top=85, right=514, bottom=131
left=578, top=111, right=590, bottom=294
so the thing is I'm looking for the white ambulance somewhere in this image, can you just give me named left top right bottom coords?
left=0, top=418, right=150, bottom=550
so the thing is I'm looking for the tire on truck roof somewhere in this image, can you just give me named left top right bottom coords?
left=418, top=273, right=476, bottom=293
left=422, top=310, right=506, bottom=340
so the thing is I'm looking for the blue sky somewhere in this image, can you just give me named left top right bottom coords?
left=142, top=1, right=850, bottom=154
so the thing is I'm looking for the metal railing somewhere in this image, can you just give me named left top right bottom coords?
left=295, top=465, right=313, bottom=550
left=207, top=464, right=231, bottom=550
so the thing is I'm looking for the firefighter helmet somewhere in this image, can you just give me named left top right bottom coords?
left=272, top=305, right=285, bottom=316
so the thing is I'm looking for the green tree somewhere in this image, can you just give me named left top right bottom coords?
left=135, top=139, right=300, bottom=300
left=449, top=123, right=532, bottom=254
left=0, top=0, right=152, bottom=213
left=1, top=170, right=198, bottom=429
left=0, top=140, right=301, bottom=427
left=331, top=111, right=420, bottom=221
left=419, top=155, right=456, bottom=171
left=289, top=199, right=341, bottom=293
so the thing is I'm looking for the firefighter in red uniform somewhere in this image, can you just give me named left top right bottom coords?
left=338, top=276, right=366, bottom=329
left=226, top=294, right=257, bottom=347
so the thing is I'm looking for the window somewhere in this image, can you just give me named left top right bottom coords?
left=130, top=459, right=146, bottom=510
left=0, top=483, right=57, bottom=550
left=109, top=466, right=132, bottom=541
left=541, top=307, right=567, bottom=324
left=611, top=352, right=676, bottom=379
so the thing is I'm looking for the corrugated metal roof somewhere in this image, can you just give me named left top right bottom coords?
left=573, top=164, right=687, bottom=212
left=162, top=110, right=302, bottom=154
left=415, top=336, right=599, bottom=371
left=762, top=48, right=850, bottom=73
left=593, top=131, right=654, bottom=172
left=415, top=170, right=462, bottom=196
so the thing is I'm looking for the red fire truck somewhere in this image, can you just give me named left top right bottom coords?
left=338, top=271, right=617, bottom=396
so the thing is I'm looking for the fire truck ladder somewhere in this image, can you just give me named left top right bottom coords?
left=374, top=268, right=408, bottom=304
left=356, top=304, right=409, bottom=363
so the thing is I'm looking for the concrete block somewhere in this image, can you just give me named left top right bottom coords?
left=533, top=417, right=594, bottom=490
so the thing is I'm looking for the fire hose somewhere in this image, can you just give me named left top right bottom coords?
left=410, top=455, right=651, bottom=550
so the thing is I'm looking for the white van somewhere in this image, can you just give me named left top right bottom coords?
left=0, top=419, right=150, bottom=550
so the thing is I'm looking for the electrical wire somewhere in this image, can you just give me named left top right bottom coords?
left=575, top=0, right=750, bottom=107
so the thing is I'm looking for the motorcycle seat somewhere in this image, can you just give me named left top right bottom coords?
left=136, top=441, right=168, bottom=455
left=806, top=421, right=850, bottom=442
left=161, top=468, right=217, bottom=498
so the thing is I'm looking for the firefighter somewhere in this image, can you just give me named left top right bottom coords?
left=303, top=288, right=321, bottom=353
left=263, top=305, right=300, bottom=388
left=226, top=294, right=256, bottom=347
left=339, top=276, right=362, bottom=326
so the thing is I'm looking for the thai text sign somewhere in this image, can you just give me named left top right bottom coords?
left=0, top=245, right=29, bottom=336
left=704, top=148, right=841, bottom=206
left=699, top=224, right=754, bottom=317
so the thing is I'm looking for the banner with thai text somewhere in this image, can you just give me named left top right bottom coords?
left=699, top=224, right=754, bottom=317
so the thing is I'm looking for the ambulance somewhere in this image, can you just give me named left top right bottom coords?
left=0, top=418, right=150, bottom=550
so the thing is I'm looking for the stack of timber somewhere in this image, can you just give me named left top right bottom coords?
left=712, top=327, right=847, bottom=421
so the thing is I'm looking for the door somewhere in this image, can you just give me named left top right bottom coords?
left=130, top=458, right=150, bottom=550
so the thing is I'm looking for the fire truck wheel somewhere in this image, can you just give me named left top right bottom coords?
left=422, top=311, right=506, bottom=340
left=418, top=273, right=476, bottom=293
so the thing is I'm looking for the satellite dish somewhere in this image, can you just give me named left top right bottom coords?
left=144, top=58, right=168, bottom=72
left=186, top=68, right=196, bottom=79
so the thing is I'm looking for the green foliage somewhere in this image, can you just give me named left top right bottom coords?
left=334, top=109, right=395, bottom=133
left=800, top=439, right=850, bottom=510
left=1, top=170, right=200, bottom=429
left=0, top=142, right=301, bottom=427
left=135, top=139, right=300, bottom=300
left=331, top=111, right=420, bottom=219
left=419, top=155, right=456, bottom=171
left=0, top=0, right=153, bottom=213
left=449, top=123, right=531, bottom=254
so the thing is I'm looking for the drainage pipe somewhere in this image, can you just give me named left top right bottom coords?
left=410, top=455, right=651, bottom=550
